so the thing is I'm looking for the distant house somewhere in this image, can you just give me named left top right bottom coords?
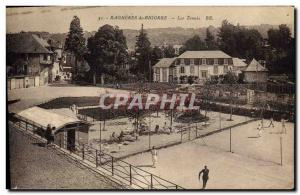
left=153, top=58, right=176, bottom=82
left=153, top=50, right=236, bottom=84
left=243, top=59, right=268, bottom=83
left=174, top=50, right=234, bottom=83
left=7, top=33, right=55, bottom=89
left=61, top=52, right=89, bottom=81
left=47, top=38, right=64, bottom=81
left=232, top=58, right=248, bottom=75
left=173, top=44, right=184, bottom=56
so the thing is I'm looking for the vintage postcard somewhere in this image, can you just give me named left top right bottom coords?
left=6, top=6, right=295, bottom=190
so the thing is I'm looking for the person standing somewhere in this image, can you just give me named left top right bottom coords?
left=151, top=146, right=158, bottom=168
left=199, top=165, right=209, bottom=189
left=257, top=122, right=262, bottom=137
left=268, top=117, right=275, bottom=128
left=45, top=124, right=52, bottom=147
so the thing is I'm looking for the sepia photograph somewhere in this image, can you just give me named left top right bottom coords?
left=6, top=6, right=295, bottom=190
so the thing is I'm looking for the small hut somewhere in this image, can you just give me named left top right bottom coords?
left=243, top=59, right=269, bottom=83
left=16, top=106, right=91, bottom=151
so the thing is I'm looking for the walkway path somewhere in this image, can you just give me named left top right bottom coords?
left=9, top=124, right=122, bottom=189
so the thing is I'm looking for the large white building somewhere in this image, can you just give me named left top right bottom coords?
left=153, top=50, right=234, bottom=83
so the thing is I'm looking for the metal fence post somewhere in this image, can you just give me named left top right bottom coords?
left=111, top=156, right=114, bottom=176
left=181, top=128, right=183, bottom=142
left=96, top=150, right=98, bottom=167
left=82, top=144, right=85, bottom=160
left=129, top=164, right=132, bottom=185
left=150, top=174, right=153, bottom=189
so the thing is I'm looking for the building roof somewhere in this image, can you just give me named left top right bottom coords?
left=7, top=33, right=53, bottom=54
left=16, top=106, right=89, bottom=132
left=177, top=50, right=231, bottom=58
left=153, top=58, right=176, bottom=68
left=232, top=58, right=247, bottom=67
left=244, top=58, right=268, bottom=72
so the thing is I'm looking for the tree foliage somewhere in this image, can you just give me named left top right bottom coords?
left=65, top=16, right=86, bottom=77
left=135, top=24, right=152, bottom=80
left=218, top=20, right=263, bottom=60
left=267, top=24, right=294, bottom=75
left=183, top=35, right=206, bottom=51
left=86, top=24, right=128, bottom=81
left=162, top=45, right=176, bottom=58
left=205, top=29, right=218, bottom=50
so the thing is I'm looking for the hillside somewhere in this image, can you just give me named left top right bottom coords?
left=23, top=24, right=293, bottom=50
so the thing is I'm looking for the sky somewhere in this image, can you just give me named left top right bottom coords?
left=6, top=6, right=294, bottom=33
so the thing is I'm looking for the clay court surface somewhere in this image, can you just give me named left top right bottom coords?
left=124, top=120, right=294, bottom=189
left=8, top=86, right=129, bottom=113
left=8, top=86, right=295, bottom=189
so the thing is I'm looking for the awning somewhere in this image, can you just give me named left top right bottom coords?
left=16, top=106, right=90, bottom=132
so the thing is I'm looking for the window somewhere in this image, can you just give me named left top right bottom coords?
left=176, top=59, right=181, bottom=65
left=207, top=59, right=214, bottom=65
left=180, top=66, right=185, bottom=73
left=218, top=58, right=224, bottom=65
left=213, top=66, right=218, bottom=74
left=162, top=68, right=168, bottom=82
left=190, top=66, right=195, bottom=74
left=201, top=71, right=207, bottom=78
left=224, top=59, right=228, bottom=65
left=181, top=59, right=184, bottom=64
left=224, top=65, right=228, bottom=73
left=190, top=59, right=194, bottom=65
left=184, top=59, right=190, bottom=65
left=202, top=59, right=206, bottom=64
left=43, top=54, right=47, bottom=61
left=228, top=58, right=233, bottom=65
left=194, top=58, right=200, bottom=65
left=155, top=68, right=160, bottom=74
left=214, top=59, right=218, bottom=64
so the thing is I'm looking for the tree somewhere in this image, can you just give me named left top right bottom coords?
left=162, top=45, right=176, bottom=58
left=268, top=24, right=291, bottom=52
left=218, top=20, right=263, bottom=60
left=135, top=24, right=152, bottom=81
left=183, top=35, right=206, bottom=51
left=151, top=46, right=163, bottom=65
left=65, top=16, right=86, bottom=80
left=222, top=72, right=238, bottom=84
left=205, top=29, right=218, bottom=50
left=87, top=24, right=128, bottom=85
left=267, top=24, right=294, bottom=75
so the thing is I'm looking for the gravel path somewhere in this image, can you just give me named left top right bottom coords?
left=9, top=124, right=122, bottom=189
